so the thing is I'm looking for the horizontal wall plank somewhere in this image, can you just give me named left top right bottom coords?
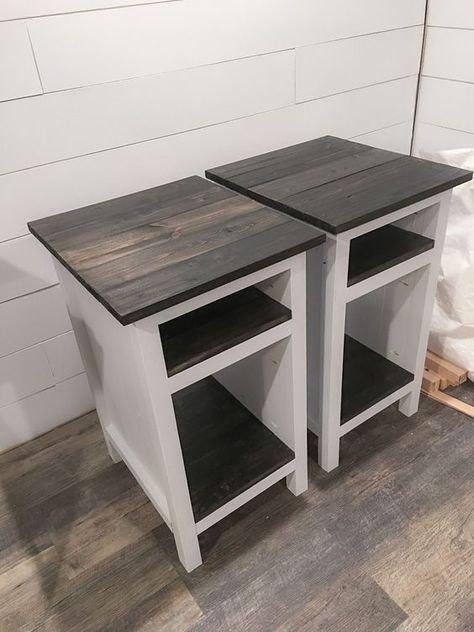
left=427, top=0, right=474, bottom=29
left=0, top=77, right=417, bottom=241
left=0, top=235, right=57, bottom=303
left=28, top=0, right=425, bottom=91
left=0, top=51, right=294, bottom=174
left=296, top=27, right=422, bottom=102
left=0, top=285, right=70, bottom=358
left=44, top=331, right=84, bottom=383
left=423, top=27, right=474, bottom=83
left=0, top=22, right=42, bottom=102
left=352, top=123, right=413, bottom=154
left=0, top=344, right=54, bottom=407
left=416, top=77, right=474, bottom=134
left=413, top=123, right=474, bottom=155
left=0, top=0, right=178, bottom=21
left=0, top=373, right=93, bottom=451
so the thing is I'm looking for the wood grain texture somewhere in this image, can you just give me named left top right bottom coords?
left=172, top=377, right=294, bottom=522
left=206, top=135, right=473, bottom=233
left=348, top=224, right=434, bottom=286
left=342, top=336, right=414, bottom=424
left=161, top=286, right=291, bottom=376
left=28, top=176, right=323, bottom=324
left=0, top=383, right=472, bottom=630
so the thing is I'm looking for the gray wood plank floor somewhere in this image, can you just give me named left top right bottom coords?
left=0, top=384, right=472, bottom=631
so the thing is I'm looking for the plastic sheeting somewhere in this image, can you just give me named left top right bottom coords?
left=420, top=148, right=474, bottom=381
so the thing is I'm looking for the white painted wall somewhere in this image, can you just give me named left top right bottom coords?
left=0, top=0, right=425, bottom=450
left=413, top=0, right=474, bottom=153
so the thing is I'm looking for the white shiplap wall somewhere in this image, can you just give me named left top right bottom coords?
left=0, top=0, right=425, bottom=450
left=413, top=0, right=474, bottom=153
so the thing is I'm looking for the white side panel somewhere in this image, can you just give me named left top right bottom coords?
left=0, top=77, right=417, bottom=241
left=423, top=27, right=474, bottom=83
left=55, top=264, right=165, bottom=488
left=427, top=0, right=474, bottom=28
left=0, top=0, right=178, bottom=20
left=0, top=344, right=54, bottom=407
left=0, top=22, right=42, bottom=102
left=416, top=77, right=474, bottom=134
left=0, top=51, right=294, bottom=174
left=0, top=235, right=57, bottom=302
left=296, top=27, right=422, bottom=102
left=352, top=122, right=413, bottom=154
left=0, top=285, right=70, bottom=357
left=413, top=123, right=474, bottom=155
left=28, top=0, right=426, bottom=91
left=0, top=373, right=93, bottom=451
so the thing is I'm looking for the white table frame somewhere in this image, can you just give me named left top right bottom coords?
left=54, top=251, right=308, bottom=572
left=307, top=190, right=452, bottom=472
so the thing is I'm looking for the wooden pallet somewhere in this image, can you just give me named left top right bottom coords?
left=422, top=351, right=473, bottom=418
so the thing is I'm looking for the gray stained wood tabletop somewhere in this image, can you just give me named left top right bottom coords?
left=28, top=176, right=324, bottom=325
left=206, top=135, right=473, bottom=233
left=0, top=383, right=472, bottom=631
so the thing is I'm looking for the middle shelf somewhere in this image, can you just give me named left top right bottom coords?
left=161, top=286, right=291, bottom=377
left=173, top=376, right=295, bottom=523
left=341, top=335, right=414, bottom=425
left=348, top=224, right=434, bottom=287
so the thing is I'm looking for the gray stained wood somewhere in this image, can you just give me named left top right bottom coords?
left=172, top=377, right=294, bottom=522
left=206, top=135, right=473, bottom=233
left=160, top=286, right=291, bottom=376
left=27, top=176, right=324, bottom=325
left=0, top=383, right=472, bottom=631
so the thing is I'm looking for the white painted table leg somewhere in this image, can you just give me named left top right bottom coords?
left=286, top=253, right=308, bottom=495
left=132, top=322, right=202, bottom=572
left=399, top=192, right=452, bottom=417
left=319, top=236, right=350, bottom=472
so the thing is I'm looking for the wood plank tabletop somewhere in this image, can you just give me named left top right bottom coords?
left=28, top=176, right=324, bottom=325
left=206, top=136, right=473, bottom=233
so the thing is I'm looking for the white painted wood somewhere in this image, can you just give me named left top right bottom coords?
left=413, top=123, right=474, bottom=154
left=0, top=343, right=54, bottom=407
left=54, top=262, right=170, bottom=498
left=427, top=0, right=474, bottom=29
left=168, top=321, right=292, bottom=394
left=339, top=193, right=445, bottom=241
left=151, top=257, right=297, bottom=325
left=296, top=27, right=422, bottom=103
left=0, top=285, right=70, bottom=357
left=317, top=235, right=350, bottom=472
left=345, top=249, right=434, bottom=302
left=339, top=383, right=413, bottom=437
left=0, top=373, right=92, bottom=451
left=416, top=77, right=474, bottom=135
left=0, top=76, right=417, bottom=242
left=423, top=27, right=474, bottom=83
left=0, top=0, right=179, bottom=21
left=132, top=320, right=201, bottom=572
left=196, top=461, right=295, bottom=534
left=398, top=192, right=452, bottom=416
left=106, top=425, right=171, bottom=527
left=28, top=0, right=425, bottom=91
left=0, top=22, right=42, bottom=102
left=285, top=253, right=308, bottom=496
left=0, top=235, right=58, bottom=303
left=351, top=123, right=413, bottom=154
left=44, top=331, right=84, bottom=382
left=0, top=51, right=294, bottom=175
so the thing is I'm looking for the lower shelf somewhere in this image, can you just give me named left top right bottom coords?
left=341, top=335, right=414, bottom=425
left=173, top=376, right=294, bottom=523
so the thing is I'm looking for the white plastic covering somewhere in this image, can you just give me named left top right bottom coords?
left=420, top=148, right=474, bottom=381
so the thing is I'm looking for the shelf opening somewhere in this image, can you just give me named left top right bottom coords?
left=173, top=376, right=294, bottom=522
left=160, top=285, right=291, bottom=377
